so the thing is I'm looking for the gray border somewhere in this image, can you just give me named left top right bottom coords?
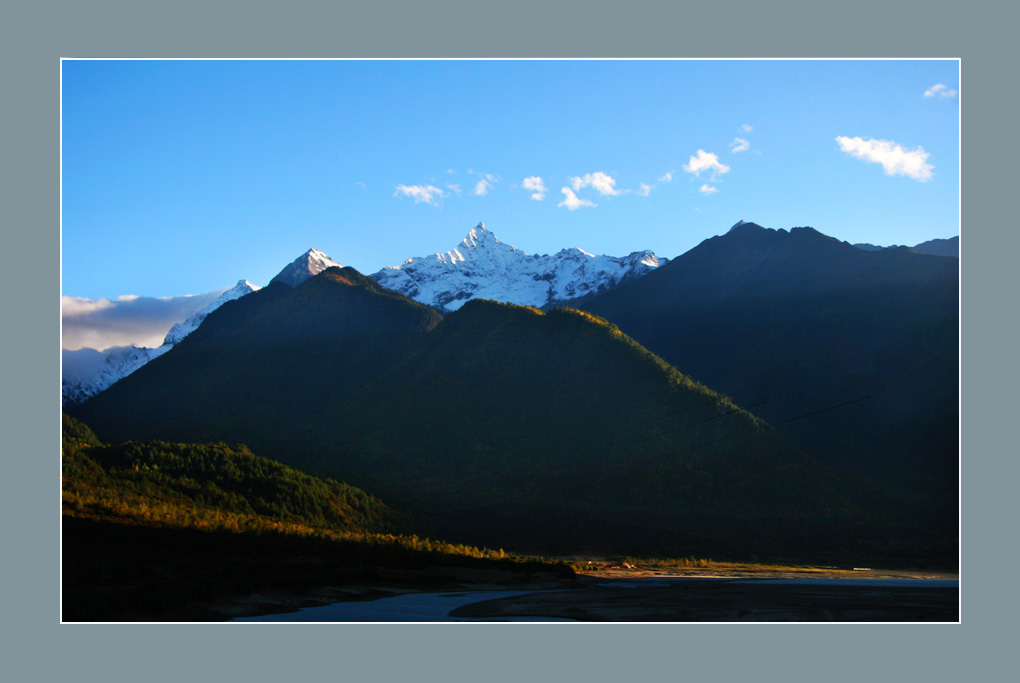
left=8, top=0, right=1007, bottom=680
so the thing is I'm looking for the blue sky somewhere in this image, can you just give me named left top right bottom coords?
left=62, top=59, right=959, bottom=305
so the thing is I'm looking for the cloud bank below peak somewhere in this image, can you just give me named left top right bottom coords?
left=62, top=290, right=227, bottom=351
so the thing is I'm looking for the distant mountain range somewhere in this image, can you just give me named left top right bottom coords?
left=581, top=221, right=958, bottom=498
left=62, top=279, right=259, bottom=403
left=70, top=267, right=877, bottom=559
left=269, top=248, right=344, bottom=288
left=370, top=222, right=667, bottom=313
left=853, top=235, right=958, bottom=257
left=69, top=221, right=960, bottom=562
left=62, top=345, right=171, bottom=406
left=161, top=279, right=262, bottom=345
left=61, top=225, right=666, bottom=404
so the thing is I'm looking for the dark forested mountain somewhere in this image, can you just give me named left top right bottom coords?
left=70, top=263, right=940, bottom=561
left=912, top=236, right=959, bottom=257
left=853, top=235, right=959, bottom=257
left=62, top=414, right=403, bottom=536
left=581, top=221, right=959, bottom=501
left=307, top=301, right=885, bottom=558
left=62, top=413, right=579, bottom=621
left=75, top=267, right=444, bottom=455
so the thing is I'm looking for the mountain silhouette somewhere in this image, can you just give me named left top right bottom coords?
left=581, top=221, right=958, bottom=503
left=70, top=265, right=936, bottom=560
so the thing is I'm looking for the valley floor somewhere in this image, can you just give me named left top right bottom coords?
left=204, top=565, right=959, bottom=623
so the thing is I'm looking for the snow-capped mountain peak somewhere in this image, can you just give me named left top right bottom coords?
left=64, top=278, right=260, bottom=404
left=370, top=222, right=668, bottom=313
left=555, top=246, right=597, bottom=259
left=634, top=250, right=664, bottom=268
left=63, top=247, right=341, bottom=404
left=62, top=344, right=172, bottom=405
left=462, top=222, right=498, bottom=247
left=63, top=232, right=665, bottom=404
left=429, top=223, right=528, bottom=268
left=270, top=248, right=344, bottom=288
left=162, top=279, right=261, bottom=346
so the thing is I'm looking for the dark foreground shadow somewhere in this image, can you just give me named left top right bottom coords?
left=449, top=577, right=959, bottom=622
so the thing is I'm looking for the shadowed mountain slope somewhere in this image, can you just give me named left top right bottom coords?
left=62, top=414, right=404, bottom=537
left=73, top=265, right=952, bottom=562
left=581, top=221, right=959, bottom=498
left=76, top=267, right=444, bottom=455
left=316, top=300, right=930, bottom=559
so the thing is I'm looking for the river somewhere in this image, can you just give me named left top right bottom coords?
left=230, top=589, right=577, bottom=622
left=229, top=576, right=959, bottom=622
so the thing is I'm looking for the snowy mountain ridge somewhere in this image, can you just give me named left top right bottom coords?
left=163, top=279, right=261, bottom=345
left=270, top=249, right=344, bottom=288
left=63, top=248, right=348, bottom=405
left=62, top=344, right=172, bottom=405
left=62, top=226, right=665, bottom=404
left=62, top=280, right=260, bottom=404
left=369, top=222, right=667, bottom=313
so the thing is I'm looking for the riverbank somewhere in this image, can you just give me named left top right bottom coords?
left=185, top=565, right=578, bottom=621
left=451, top=574, right=959, bottom=622
left=199, top=564, right=958, bottom=622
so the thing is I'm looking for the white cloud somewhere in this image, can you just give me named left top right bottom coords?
left=635, top=170, right=678, bottom=198
left=730, top=137, right=750, bottom=153
left=394, top=184, right=447, bottom=204
left=557, top=188, right=597, bottom=210
left=698, top=184, right=719, bottom=194
left=61, top=291, right=225, bottom=350
left=521, top=176, right=547, bottom=200
left=569, top=172, right=620, bottom=196
left=924, top=83, right=958, bottom=98
left=446, top=183, right=462, bottom=194
left=683, top=150, right=731, bottom=178
left=447, top=169, right=457, bottom=174
left=835, top=136, right=934, bottom=182
left=469, top=172, right=499, bottom=196
left=355, top=181, right=367, bottom=189
left=741, top=124, right=753, bottom=132
left=61, top=296, right=116, bottom=318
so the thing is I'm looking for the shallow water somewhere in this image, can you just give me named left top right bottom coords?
left=230, top=576, right=958, bottom=622
left=731, top=578, right=959, bottom=588
left=230, top=589, right=575, bottom=622
left=595, top=577, right=729, bottom=588
left=597, top=576, right=959, bottom=589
